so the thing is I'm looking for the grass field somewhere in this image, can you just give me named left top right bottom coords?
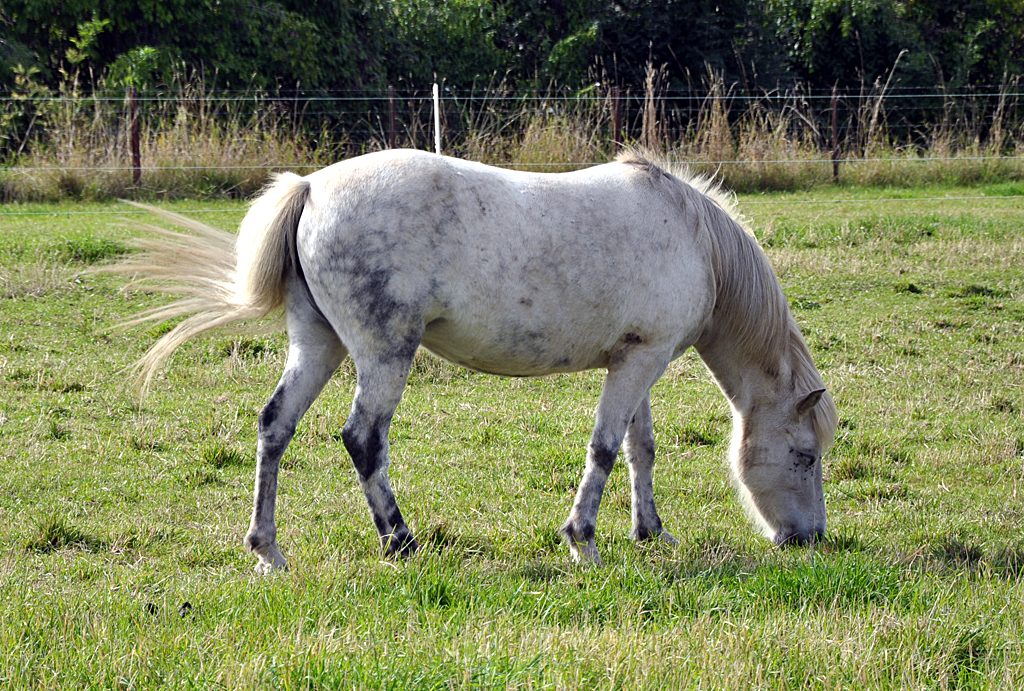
left=1, top=182, right=1023, bottom=688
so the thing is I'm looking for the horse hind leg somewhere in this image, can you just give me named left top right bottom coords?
left=341, top=344, right=421, bottom=557
left=245, top=295, right=348, bottom=574
left=624, top=392, right=676, bottom=544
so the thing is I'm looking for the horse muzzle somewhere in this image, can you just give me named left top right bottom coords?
left=773, top=526, right=825, bottom=547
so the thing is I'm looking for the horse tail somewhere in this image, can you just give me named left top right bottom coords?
left=106, top=173, right=311, bottom=393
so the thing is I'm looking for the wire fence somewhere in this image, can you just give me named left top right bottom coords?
left=4, top=194, right=1023, bottom=217
left=4, top=83, right=1022, bottom=152
left=5, top=154, right=1024, bottom=174
left=2, top=82, right=1022, bottom=201
left=5, top=84, right=1024, bottom=100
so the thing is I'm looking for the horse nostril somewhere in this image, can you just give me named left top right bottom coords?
left=774, top=528, right=823, bottom=547
left=774, top=530, right=802, bottom=547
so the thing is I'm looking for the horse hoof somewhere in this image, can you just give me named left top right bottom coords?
left=253, top=544, right=288, bottom=574
left=395, top=538, right=420, bottom=559
left=382, top=534, right=419, bottom=559
left=568, top=540, right=602, bottom=566
left=254, top=559, right=288, bottom=575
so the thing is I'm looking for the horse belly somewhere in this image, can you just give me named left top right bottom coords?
left=419, top=288, right=685, bottom=376
left=420, top=317, right=602, bottom=376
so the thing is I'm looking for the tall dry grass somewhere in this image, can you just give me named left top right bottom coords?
left=452, top=80, right=611, bottom=172
left=1, top=67, right=1022, bottom=201
left=660, top=66, right=1024, bottom=191
left=0, top=73, right=333, bottom=202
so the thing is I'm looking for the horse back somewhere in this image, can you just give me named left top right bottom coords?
left=296, top=150, right=717, bottom=375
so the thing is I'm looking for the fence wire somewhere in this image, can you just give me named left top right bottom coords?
left=4, top=153, right=1024, bottom=174
left=2, top=85, right=1022, bottom=200
left=3, top=194, right=1023, bottom=217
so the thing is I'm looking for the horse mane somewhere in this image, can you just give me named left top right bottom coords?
left=616, top=150, right=838, bottom=450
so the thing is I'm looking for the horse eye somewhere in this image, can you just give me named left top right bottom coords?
left=790, top=448, right=818, bottom=467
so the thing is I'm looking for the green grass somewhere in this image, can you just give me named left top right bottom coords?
left=1, top=187, right=1023, bottom=688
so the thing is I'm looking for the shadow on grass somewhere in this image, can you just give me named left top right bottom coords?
left=421, top=521, right=496, bottom=560
left=24, top=513, right=103, bottom=553
left=921, top=530, right=1024, bottom=578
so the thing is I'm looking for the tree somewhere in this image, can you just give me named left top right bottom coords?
left=384, top=0, right=508, bottom=89
left=899, top=0, right=1024, bottom=87
left=0, top=0, right=390, bottom=91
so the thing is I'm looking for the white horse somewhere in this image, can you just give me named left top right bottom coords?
left=112, top=149, right=837, bottom=571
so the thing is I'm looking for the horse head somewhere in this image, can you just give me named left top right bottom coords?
left=732, top=387, right=831, bottom=546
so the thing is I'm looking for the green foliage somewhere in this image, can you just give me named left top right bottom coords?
left=3, top=0, right=1022, bottom=97
left=764, top=0, right=1024, bottom=89
left=596, top=0, right=779, bottom=87
left=25, top=513, right=94, bottom=552
left=766, top=0, right=909, bottom=86
left=385, top=0, right=507, bottom=87
left=56, top=235, right=128, bottom=264
left=547, top=21, right=600, bottom=85
left=106, top=46, right=160, bottom=89
left=199, top=443, right=249, bottom=469
left=64, top=12, right=108, bottom=65
left=1, top=0, right=390, bottom=91
left=0, top=63, right=51, bottom=156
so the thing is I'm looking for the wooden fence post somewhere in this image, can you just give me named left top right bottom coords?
left=388, top=86, right=397, bottom=149
left=831, top=85, right=840, bottom=185
left=606, top=86, right=622, bottom=150
left=129, top=86, right=141, bottom=186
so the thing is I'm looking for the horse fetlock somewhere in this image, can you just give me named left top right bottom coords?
left=559, top=518, right=601, bottom=564
left=245, top=529, right=288, bottom=573
left=380, top=530, right=419, bottom=558
left=628, top=514, right=665, bottom=541
left=243, top=528, right=274, bottom=554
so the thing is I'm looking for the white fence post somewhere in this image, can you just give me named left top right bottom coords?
left=433, top=83, right=441, bottom=155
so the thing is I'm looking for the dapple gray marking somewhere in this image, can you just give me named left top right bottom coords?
left=107, top=149, right=838, bottom=569
left=559, top=349, right=670, bottom=563
left=245, top=275, right=348, bottom=573
left=335, top=336, right=422, bottom=557
left=624, top=393, right=674, bottom=543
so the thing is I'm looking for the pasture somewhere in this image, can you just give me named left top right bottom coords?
left=1, top=182, right=1022, bottom=688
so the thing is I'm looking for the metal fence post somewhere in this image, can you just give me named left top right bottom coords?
left=432, top=83, right=441, bottom=155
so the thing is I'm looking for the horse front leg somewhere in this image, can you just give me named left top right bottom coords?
left=561, top=352, right=669, bottom=564
left=624, top=392, right=676, bottom=544
left=245, top=309, right=347, bottom=574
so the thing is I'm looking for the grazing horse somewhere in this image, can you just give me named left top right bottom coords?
left=112, top=149, right=837, bottom=571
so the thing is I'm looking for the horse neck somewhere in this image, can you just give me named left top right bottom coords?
left=695, top=327, right=788, bottom=416
left=694, top=207, right=793, bottom=413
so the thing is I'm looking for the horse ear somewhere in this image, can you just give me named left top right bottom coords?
left=795, top=388, right=826, bottom=417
